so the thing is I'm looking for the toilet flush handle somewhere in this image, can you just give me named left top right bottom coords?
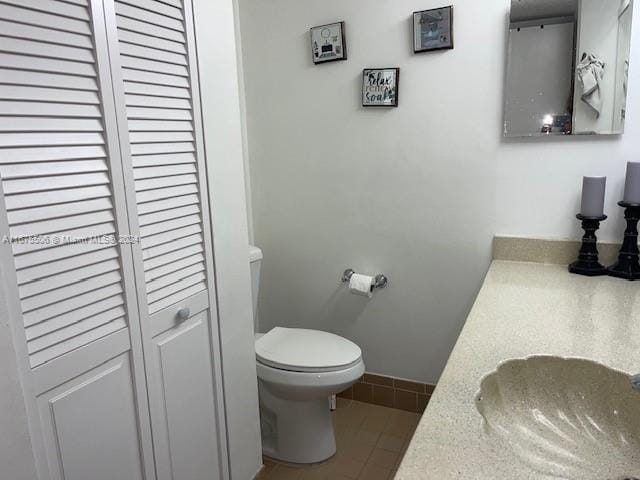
left=177, top=308, right=191, bottom=321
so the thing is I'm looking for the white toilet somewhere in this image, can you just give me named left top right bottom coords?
left=249, top=246, right=365, bottom=464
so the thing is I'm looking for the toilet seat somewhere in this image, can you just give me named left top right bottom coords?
left=255, top=327, right=362, bottom=373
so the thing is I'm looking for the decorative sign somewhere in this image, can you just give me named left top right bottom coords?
left=310, top=22, right=347, bottom=64
left=413, top=6, right=454, bottom=53
left=362, top=68, right=400, bottom=107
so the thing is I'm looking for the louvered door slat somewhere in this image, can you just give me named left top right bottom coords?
left=117, top=29, right=186, bottom=54
left=0, top=118, right=103, bottom=132
left=115, top=3, right=184, bottom=32
left=132, top=152, right=195, bottom=168
left=56, top=0, right=89, bottom=5
left=0, top=98, right=102, bottom=112
left=147, top=282, right=205, bottom=314
left=8, top=198, right=113, bottom=224
left=5, top=185, right=110, bottom=211
left=0, top=19, right=93, bottom=48
left=27, top=306, right=125, bottom=355
left=12, top=223, right=116, bottom=257
left=142, top=232, right=202, bottom=260
left=16, top=244, right=117, bottom=281
left=135, top=173, right=197, bottom=191
left=10, top=211, right=114, bottom=238
left=144, top=251, right=204, bottom=281
left=0, top=132, right=105, bottom=148
left=23, top=282, right=123, bottom=328
left=139, top=204, right=200, bottom=226
left=137, top=193, right=198, bottom=214
left=0, top=36, right=95, bottom=62
left=119, top=42, right=187, bottom=66
left=0, top=4, right=92, bottom=35
left=19, top=258, right=120, bottom=298
left=124, top=81, right=189, bottom=98
left=122, top=69, right=189, bottom=87
left=26, top=304, right=124, bottom=344
left=21, top=270, right=122, bottom=313
left=3, top=172, right=109, bottom=194
left=143, top=234, right=202, bottom=262
left=130, top=142, right=194, bottom=157
left=0, top=68, right=98, bottom=91
left=0, top=2, right=135, bottom=369
left=117, top=0, right=183, bottom=21
left=139, top=213, right=200, bottom=239
left=0, top=160, right=107, bottom=179
left=134, top=163, right=195, bottom=179
left=131, top=132, right=194, bottom=146
left=0, top=52, right=96, bottom=76
left=1, top=145, right=106, bottom=163
left=135, top=183, right=198, bottom=204
left=125, top=94, right=190, bottom=109
left=24, top=297, right=123, bottom=342
left=129, top=119, right=192, bottom=131
left=141, top=224, right=201, bottom=252
left=120, top=56, right=189, bottom=77
left=146, top=263, right=203, bottom=294
left=146, top=271, right=204, bottom=304
left=116, top=16, right=184, bottom=43
left=29, top=319, right=127, bottom=367
left=148, top=0, right=182, bottom=9
left=0, top=0, right=91, bottom=21
left=127, top=107, right=192, bottom=121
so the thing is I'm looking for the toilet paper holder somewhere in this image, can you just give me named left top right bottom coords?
left=341, top=269, right=388, bottom=290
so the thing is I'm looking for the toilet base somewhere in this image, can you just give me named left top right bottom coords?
left=259, top=384, right=337, bottom=464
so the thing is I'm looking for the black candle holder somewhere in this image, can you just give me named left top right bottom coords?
left=569, top=214, right=608, bottom=276
left=608, top=201, right=640, bottom=281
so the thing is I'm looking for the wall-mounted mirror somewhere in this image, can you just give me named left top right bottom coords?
left=504, top=0, right=634, bottom=137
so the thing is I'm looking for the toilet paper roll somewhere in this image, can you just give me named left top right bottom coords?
left=349, top=273, right=374, bottom=298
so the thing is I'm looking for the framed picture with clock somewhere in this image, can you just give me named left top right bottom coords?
left=413, top=6, right=454, bottom=53
left=310, top=21, right=347, bottom=64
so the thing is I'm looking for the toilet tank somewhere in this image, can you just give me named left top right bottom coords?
left=249, top=245, right=263, bottom=331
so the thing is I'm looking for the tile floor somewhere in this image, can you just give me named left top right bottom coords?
left=257, top=398, right=420, bottom=480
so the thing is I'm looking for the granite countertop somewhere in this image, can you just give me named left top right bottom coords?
left=395, top=260, right=640, bottom=479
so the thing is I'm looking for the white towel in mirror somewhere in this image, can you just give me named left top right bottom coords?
left=577, top=53, right=605, bottom=117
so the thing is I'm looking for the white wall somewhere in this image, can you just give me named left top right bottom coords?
left=238, top=0, right=497, bottom=384
left=193, top=1, right=262, bottom=479
left=237, top=0, right=639, bottom=384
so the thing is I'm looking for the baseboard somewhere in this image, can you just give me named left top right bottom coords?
left=493, top=235, right=620, bottom=266
left=338, top=372, right=435, bottom=414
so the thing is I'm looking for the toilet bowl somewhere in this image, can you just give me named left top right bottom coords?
left=249, top=246, right=365, bottom=463
left=255, top=327, right=365, bottom=463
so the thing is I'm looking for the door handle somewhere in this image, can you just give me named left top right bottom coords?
left=176, top=308, right=191, bottom=321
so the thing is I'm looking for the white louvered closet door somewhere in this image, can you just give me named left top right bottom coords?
left=0, top=1, right=155, bottom=480
left=103, top=1, right=228, bottom=479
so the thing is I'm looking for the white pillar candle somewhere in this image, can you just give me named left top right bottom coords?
left=580, top=176, right=606, bottom=217
left=623, top=162, right=640, bottom=204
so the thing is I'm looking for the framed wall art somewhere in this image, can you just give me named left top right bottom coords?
left=362, top=68, right=399, bottom=107
left=310, top=21, right=347, bottom=64
left=413, top=6, right=454, bottom=53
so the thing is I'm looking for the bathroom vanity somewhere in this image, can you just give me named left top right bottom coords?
left=395, top=251, right=640, bottom=479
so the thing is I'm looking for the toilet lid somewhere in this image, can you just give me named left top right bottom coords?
left=255, top=327, right=362, bottom=373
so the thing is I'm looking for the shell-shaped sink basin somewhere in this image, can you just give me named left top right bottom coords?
left=476, top=356, right=640, bottom=480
